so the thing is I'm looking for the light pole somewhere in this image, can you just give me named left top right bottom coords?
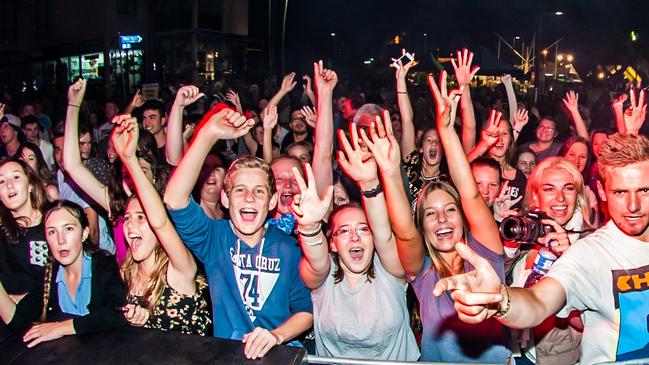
left=535, top=10, right=563, bottom=99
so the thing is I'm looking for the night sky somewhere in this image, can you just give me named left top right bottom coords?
left=270, top=0, right=649, bottom=79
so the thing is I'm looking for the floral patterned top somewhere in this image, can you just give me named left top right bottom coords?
left=130, top=277, right=212, bottom=336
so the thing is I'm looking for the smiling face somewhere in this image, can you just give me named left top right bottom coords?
left=289, top=111, right=307, bottom=134
left=45, top=208, right=88, bottom=267
left=564, top=141, right=589, bottom=173
left=142, top=109, right=164, bottom=136
left=330, top=206, right=375, bottom=276
left=271, top=158, right=301, bottom=215
left=0, top=161, right=32, bottom=215
left=598, top=161, right=649, bottom=241
left=533, top=167, right=578, bottom=226
left=420, top=129, right=443, bottom=167
left=221, top=167, right=277, bottom=244
left=536, top=118, right=557, bottom=143
left=487, top=120, right=512, bottom=160
left=420, top=189, right=465, bottom=253
left=123, top=198, right=158, bottom=262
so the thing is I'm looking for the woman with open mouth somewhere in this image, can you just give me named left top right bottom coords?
left=0, top=158, right=49, bottom=337
left=371, top=73, right=511, bottom=362
left=291, top=132, right=419, bottom=361
left=0, top=200, right=127, bottom=347
left=112, top=116, right=211, bottom=336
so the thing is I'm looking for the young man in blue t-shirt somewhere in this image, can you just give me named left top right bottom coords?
left=164, top=109, right=313, bottom=359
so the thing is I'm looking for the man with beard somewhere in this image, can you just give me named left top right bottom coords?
left=280, top=110, right=312, bottom=153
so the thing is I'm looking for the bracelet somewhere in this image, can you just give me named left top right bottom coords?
left=494, top=284, right=511, bottom=318
left=360, top=184, right=383, bottom=198
left=397, top=91, right=408, bottom=94
left=68, top=104, right=80, bottom=108
left=297, top=222, right=322, bottom=238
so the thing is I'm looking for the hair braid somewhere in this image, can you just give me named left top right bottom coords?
left=40, top=256, right=53, bottom=322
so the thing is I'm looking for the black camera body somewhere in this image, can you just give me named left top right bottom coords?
left=499, top=211, right=553, bottom=243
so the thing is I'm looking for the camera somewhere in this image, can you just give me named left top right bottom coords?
left=499, top=211, right=553, bottom=243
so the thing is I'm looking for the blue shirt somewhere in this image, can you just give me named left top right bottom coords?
left=56, top=253, right=92, bottom=316
left=168, top=197, right=312, bottom=342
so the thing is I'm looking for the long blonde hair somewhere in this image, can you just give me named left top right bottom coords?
left=414, top=181, right=469, bottom=278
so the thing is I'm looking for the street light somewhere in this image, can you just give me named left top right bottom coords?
left=330, top=33, right=336, bottom=37
left=566, top=54, right=573, bottom=63
left=555, top=11, right=564, bottom=15
left=535, top=10, right=565, bottom=100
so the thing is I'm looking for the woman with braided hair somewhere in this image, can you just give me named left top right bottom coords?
left=0, top=200, right=127, bottom=347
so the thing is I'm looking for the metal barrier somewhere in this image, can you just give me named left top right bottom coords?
left=304, top=355, right=501, bottom=365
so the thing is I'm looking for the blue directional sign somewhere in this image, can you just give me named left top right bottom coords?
left=119, top=34, right=143, bottom=49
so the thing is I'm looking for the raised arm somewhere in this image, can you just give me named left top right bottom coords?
left=63, top=79, right=109, bottom=211
left=339, top=115, right=405, bottom=280
left=267, top=73, right=297, bottom=109
left=502, top=74, right=518, bottom=129
left=429, top=73, right=503, bottom=254
left=302, top=75, right=316, bottom=106
left=262, top=105, right=278, bottom=163
left=562, top=91, right=589, bottom=139
left=164, top=109, right=254, bottom=210
left=292, top=163, right=333, bottom=289
left=124, top=89, right=145, bottom=115
left=612, top=93, right=627, bottom=134
left=466, top=109, right=501, bottom=163
left=452, top=49, right=480, bottom=152
left=623, top=88, right=647, bottom=135
left=433, top=242, right=565, bottom=328
left=113, top=117, right=196, bottom=276
left=364, top=110, right=425, bottom=278
left=312, top=61, right=337, bottom=198
left=166, top=85, right=204, bottom=165
left=395, top=59, right=416, bottom=157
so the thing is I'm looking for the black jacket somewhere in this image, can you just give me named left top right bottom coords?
left=9, top=252, right=127, bottom=334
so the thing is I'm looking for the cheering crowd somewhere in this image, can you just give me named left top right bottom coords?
left=1, top=48, right=648, bottom=364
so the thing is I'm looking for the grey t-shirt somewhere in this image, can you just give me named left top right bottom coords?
left=312, top=255, right=420, bottom=361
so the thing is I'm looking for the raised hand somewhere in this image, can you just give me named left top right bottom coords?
left=280, top=72, right=298, bottom=94
left=300, top=105, right=317, bottom=128
left=129, top=89, right=145, bottom=109
left=175, top=85, right=204, bottom=107
left=452, top=48, right=480, bottom=87
left=428, top=71, right=462, bottom=129
left=67, top=78, right=87, bottom=106
left=562, top=91, right=579, bottom=115
left=291, top=163, right=334, bottom=227
left=313, top=60, right=337, bottom=94
left=432, top=242, right=503, bottom=324
left=199, top=109, right=255, bottom=140
left=262, top=105, right=278, bottom=130
left=225, top=89, right=243, bottom=113
left=512, top=108, right=529, bottom=133
left=302, top=75, right=312, bottom=93
left=395, top=58, right=414, bottom=82
left=361, top=110, right=401, bottom=176
left=624, top=88, right=647, bottom=135
left=338, top=124, right=378, bottom=185
left=501, top=74, right=512, bottom=84
left=612, top=93, right=628, bottom=111
left=111, top=114, right=139, bottom=160
left=480, top=110, right=503, bottom=147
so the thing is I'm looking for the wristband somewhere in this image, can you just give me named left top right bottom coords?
left=360, top=184, right=383, bottom=198
left=494, top=284, right=511, bottom=318
left=68, top=104, right=80, bottom=108
left=297, top=223, right=322, bottom=238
